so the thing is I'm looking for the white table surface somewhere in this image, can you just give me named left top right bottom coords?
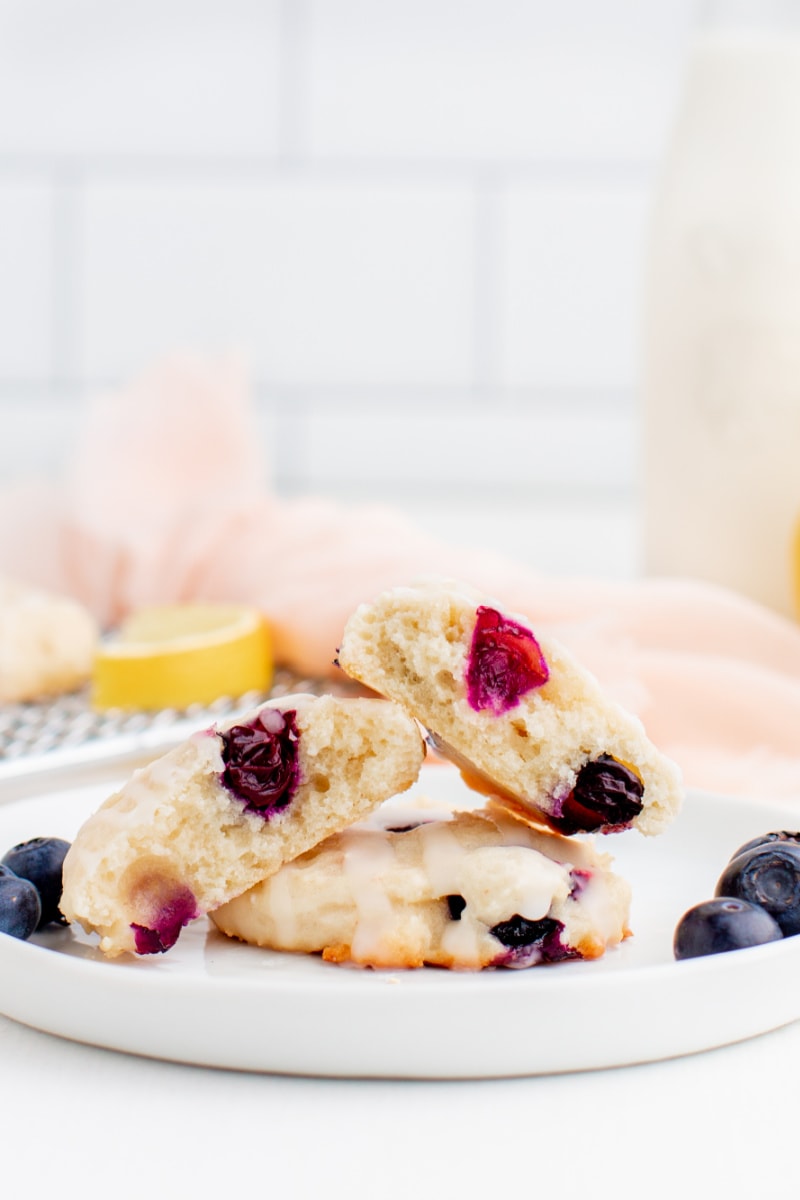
left=1, top=1006, right=796, bottom=1197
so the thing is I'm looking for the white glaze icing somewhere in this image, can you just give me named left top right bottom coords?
left=343, top=831, right=397, bottom=961
left=456, top=846, right=568, bottom=927
left=217, top=802, right=631, bottom=968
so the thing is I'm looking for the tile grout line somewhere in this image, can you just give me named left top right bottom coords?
left=254, top=384, right=311, bottom=492
left=276, top=0, right=311, bottom=165
left=49, top=166, right=83, bottom=385
left=0, top=377, right=636, bottom=409
left=0, top=154, right=657, bottom=186
left=471, top=177, right=502, bottom=390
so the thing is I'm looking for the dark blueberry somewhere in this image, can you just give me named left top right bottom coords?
left=674, top=897, right=783, bottom=960
left=220, top=707, right=300, bottom=817
left=490, top=914, right=559, bottom=949
left=490, top=914, right=575, bottom=964
left=0, top=873, right=42, bottom=940
left=465, top=606, right=549, bottom=715
left=729, top=831, right=800, bottom=863
left=446, top=894, right=467, bottom=920
left=549, top=754, right=644, bottom=835
left=716, top=843, right=800, bottom=936
left=1, top=836, right=71, bottom=928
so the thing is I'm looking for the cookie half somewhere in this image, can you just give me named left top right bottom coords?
left=211, top=800, right=631, bottom=969
left=337, top=581, right=682, bottom=836
left=0, top=578, right=98, bottom=702
left=60, top=693, right=426, bottom=957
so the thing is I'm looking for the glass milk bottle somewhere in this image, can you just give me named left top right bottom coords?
left=642, top=0, right=800, bottom=617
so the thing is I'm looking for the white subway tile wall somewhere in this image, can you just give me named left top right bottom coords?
left=0, top=180, right=54, bottom=378
left=79, top=178, right=477, bottom=385
left=0, top=0, right=696, bottom=579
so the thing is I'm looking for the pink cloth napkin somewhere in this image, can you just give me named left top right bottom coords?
left=4, top=355, right=800, bottom=802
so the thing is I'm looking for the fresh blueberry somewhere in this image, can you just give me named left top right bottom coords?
left=1, top=837, right=71, bottom=928
left=729, top=831, right=800, bottom=863
left=674, top=897, right=783, bottom=959
left=0, top=873, right=42, bottom=940
left=716, top=843, right=800, bottom=936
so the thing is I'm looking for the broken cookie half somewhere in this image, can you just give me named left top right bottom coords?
left=336, top=580, right=683, bottom=837
left=60, top=693, right=426, bottom=956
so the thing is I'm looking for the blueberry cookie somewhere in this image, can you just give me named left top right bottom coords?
left=336, top=581, right=682, bottom=836
left=0, top=578, right=98, bottom=702
left=60, top=694, right=426, bottom=956
left=211, top=799, right=631, bottom=969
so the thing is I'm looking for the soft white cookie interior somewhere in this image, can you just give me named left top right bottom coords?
left=337, top=580, right=683, bottom=836
left=60, top=693, right=426, bottom=957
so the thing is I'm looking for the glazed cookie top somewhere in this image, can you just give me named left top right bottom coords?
left=211, top=796, right=632, bottom=970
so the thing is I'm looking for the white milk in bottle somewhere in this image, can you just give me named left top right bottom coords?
left=643, top=0, right=800, bottom=617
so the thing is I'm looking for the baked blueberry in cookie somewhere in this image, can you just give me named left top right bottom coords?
left=220, top=708, right=301, bottom=816
left=465, top=605, right=549, bottom=714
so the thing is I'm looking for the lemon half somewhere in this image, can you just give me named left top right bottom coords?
left=92, top=603, right=273, bottom=711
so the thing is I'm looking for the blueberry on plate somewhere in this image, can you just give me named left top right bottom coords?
left=0, top=872, right=42, bottom=940
left=729, top=830, right=800, bottom=862
left=0, top=837, right=71, bottom=928
left=716, top=842, right=800, bottom=937
left=674, top=897, right=783, bottom=960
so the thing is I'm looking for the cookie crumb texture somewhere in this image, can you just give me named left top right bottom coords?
left=337, top=581, right=683, bottom=837
left=211, top=803, right=632, bottom=969
left=60, top=694, right=425, bottom=957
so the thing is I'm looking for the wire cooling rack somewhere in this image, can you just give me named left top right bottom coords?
left=0, top=669, right=333, bottom=801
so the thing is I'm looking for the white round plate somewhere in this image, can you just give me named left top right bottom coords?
left=0, top=766, right=799, bottom=1078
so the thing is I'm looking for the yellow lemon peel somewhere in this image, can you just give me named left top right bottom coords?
left=92, top=604, right=273, bottom=711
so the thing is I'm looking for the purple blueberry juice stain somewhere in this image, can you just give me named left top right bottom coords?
left=546, top=754, right=644, bottom=835
left=465, top=606, right=549, bottom=715
left=220, top=707, right=301, bottom=818
left=131, top=886, right=199, bottom=955
left=490, top=915, right=578, bottom=967
left=568, top=868, right=592, bottom=898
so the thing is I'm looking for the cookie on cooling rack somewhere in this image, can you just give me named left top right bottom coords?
left=0, top=578, right=98, bottom=703
left=336, top=580, right=682, bottom=837
left=60, top=693, right=426, bottom=957
left=211, top=799, right=631, bottom=969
